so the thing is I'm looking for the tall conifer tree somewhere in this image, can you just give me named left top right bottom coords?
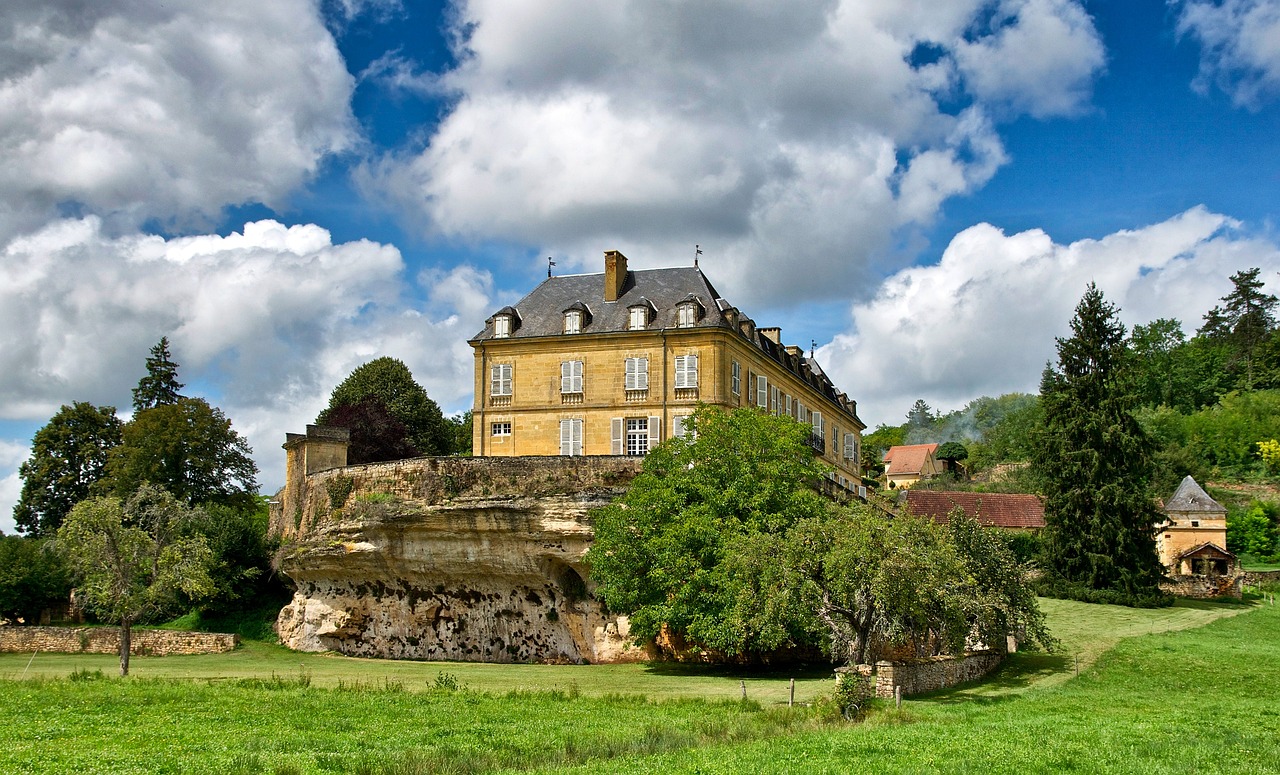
left=132, top=337, right=185, bottom=411
left=1035, top=284, right=1166, bottom=603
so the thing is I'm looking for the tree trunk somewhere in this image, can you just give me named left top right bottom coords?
left=119, top=620, right=131, bottom=677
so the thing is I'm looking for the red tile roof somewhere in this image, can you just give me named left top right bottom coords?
left=902, top=490, right=1046, bottom=529
left=882, top=443, right=939, bottom=476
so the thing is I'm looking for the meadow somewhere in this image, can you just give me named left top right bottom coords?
left=0, top=597, right=1274, bottom=774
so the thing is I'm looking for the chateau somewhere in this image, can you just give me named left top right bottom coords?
left=469, top=251, right=866, bottom=489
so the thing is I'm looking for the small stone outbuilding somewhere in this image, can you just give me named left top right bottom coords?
left=1156, top=476, right=1241, bottom=598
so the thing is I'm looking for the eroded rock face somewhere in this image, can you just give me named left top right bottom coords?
left=271, top=456, right=647, bottom=664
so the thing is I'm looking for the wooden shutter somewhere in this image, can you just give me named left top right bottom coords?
left=648, top=416, right=661, bottom=450
left=611, top=418, right=624, bottom=455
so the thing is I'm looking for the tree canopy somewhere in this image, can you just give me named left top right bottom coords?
left=132, top=337, right=184, bottom=411
left=1034, top=284, right=1167, bottom=605
left=318, top=357, right=450, bottom=457
left=0, top=536, right=71, bottom=625
left=105, top=397, right=258, bottom=510
left=322, top=395, right=419, bottom=465
left=14, top=402, right=122, bottom=536
left=56, top=486, right=215, bottom=675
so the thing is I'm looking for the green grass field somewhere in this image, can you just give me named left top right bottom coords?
left=0, top=597, right=1274, bottom=774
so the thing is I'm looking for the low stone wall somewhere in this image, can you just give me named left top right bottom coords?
left=0, top=626, right=237, bottom=656
left=873, top=651, right=1004, bottom=698
left=1160, top=574, right=1243, bottom=599
left=1243, top=570, right=1280, bottom=587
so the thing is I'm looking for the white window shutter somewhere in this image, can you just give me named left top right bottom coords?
left=611, top=418, right=624, bottom=455
left=648, top=416, right=661, bottom=449
left=560, top=420, right=572, bottom=455
left=561, top=361, right=572, bottom=393
left=673, top=415, right=687, bottom=438
left=757, top=375, right=768, bottom=408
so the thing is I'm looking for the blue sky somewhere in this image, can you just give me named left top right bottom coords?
left=2, top=0, right=1279, bottom=533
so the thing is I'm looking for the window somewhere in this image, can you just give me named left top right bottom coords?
left=626, top=418, right=649, bottom=456
left=625, top=357, right=649, bottom=391
left=785, top=395, right=792, bottom=417
left=559, top=419, right=583, bottom=456
left=561, top=360, right=583, bottom=393
left=756, top=374, right=768, bottom=408
left=612, top=416, right=659, bottom=455
left=674, top=354, right=698, bottom=388
left=843, top=432, right=856, bottom=461
left=673, top=415, right=694, bottom=438
left=491, top=422, right=511, bottom=436
left=490, top=363, right=512, bottom=396
left=811, top=411, right=824, bottom=450
left=731, top=361, right=741, bottom=395
left=677, top=303, right=697, bottom=328
left=494, top=314, right=511, bottom=338
left=771, top=386, right=780, bottom=415
left=629, top=306, right=648, bottom=330
left=564, top=310, right=581, bottom=334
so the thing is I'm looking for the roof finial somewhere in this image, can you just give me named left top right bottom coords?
left=547, top=256, right=556, bottom=278
left=694, top=244, right=702, bottom=268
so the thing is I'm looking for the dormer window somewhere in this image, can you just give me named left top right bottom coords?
left=564, top=310, right=582, bottom=334
left=677, top=302, right=697, bottom=328
left=629, top=305, right=649, bottom=331
left=494, top=315, right=511, bottom=338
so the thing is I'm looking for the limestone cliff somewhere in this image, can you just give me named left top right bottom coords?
left=270, top=452, right=647, bottom=664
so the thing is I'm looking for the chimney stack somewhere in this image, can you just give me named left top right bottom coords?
left=759, top=327, right=782, bottom=345
left=604, top=250, right=628, bottom=301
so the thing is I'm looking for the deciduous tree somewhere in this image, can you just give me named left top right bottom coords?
left=56, top=486, right=215, bottom=675
left=318, top=357, right=450, bottom=456
left=14, top=402, right=122, bottom=536
left=0, top=536, right=71, bottom=625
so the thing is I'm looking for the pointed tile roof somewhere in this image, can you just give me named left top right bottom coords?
left=1164, top=476, right=1226, bottom=515
left=883, top=443, right=938, bottom=476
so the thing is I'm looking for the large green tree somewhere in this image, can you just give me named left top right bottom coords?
left=318, top=357, right=450, bottom=456
left=1034, top=284, right=1167, bottom=604
left=14, top=402, right=123, bottom=536
left=132, top=337, right=185, bottom=411
left=0, top=536, right=72, bottom=625
left=587, top=406, right=830, bottom=657
left=56, top=486, right=215, bottom=675
left=106, top=397, right=258, bottom=510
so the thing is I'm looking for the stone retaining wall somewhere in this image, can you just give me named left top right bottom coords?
left=873, top=651, right=1004, bottom=698
left=1160, top=574, right=1243, bottom=599
left=1243, top=570, right=1280, bottom=587
left=0, top=626, right=237, bottom=656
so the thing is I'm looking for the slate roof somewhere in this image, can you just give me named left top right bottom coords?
left=470, top=263, right=865, bottom=427
left=901, top=490, right=1046, bottom=529
left=471, top=267, right=729, bottom=340
left=883, top=443, right=939, bottom=476
left=1163, top=476, right=1226, bottom=514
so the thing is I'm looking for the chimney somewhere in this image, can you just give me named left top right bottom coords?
left=759, top=327, right=782, bottom=345
left=604, top=250, right=628, bottom=302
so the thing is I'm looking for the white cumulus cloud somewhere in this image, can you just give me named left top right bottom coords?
left=362, top=0, right=1106, bottom=308
left=821, top=206, right=1280, bottom=426
left=0, top=0, right=357, bottom=242
left=1177, top=0, right=1280, bottom=108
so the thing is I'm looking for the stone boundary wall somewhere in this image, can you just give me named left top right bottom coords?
left=873, top=651, right=1003, bottom=698
left=1243, top=570, right=1280, bottom=587
left=0, top=627, right=237, bottom=656
left=1160, top=574, right=1243, bottom=599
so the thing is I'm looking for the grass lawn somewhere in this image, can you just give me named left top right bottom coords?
left=0, top=597, right=1273, bottom=774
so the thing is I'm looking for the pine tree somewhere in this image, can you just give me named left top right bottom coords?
left=1218, top=268, right=1278, bottom=390
left=132, top=337, right=184, bottom=411
left=1035, top=284, right=1167, bottom=604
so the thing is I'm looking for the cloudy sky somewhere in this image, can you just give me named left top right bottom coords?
left=2, top=0, right=1279, bottom=532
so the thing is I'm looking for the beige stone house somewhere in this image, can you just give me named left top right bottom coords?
left=469, top=251, right=865, bottom=490
left=882, top=443, right=940, bottom=489
left=1156, top=475, right=1238, bottom=576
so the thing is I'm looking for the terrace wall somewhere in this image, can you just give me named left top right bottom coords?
left=0, top=626, right=237, bottom=656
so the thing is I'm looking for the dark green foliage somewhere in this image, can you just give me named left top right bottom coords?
left=860, top=424, right=905, bottom=474
left=1226, top=500, right=1280, bottom=562
left=131, top=337, right=184, bottom=412
left=1210, top=268, right=1279, bottom=390
left=447, top=410, right=473, bottom=455
left=318, top=357, right=450, bottom=456
left=936, top=441, right=968, bottom=462
left=105, top=397, right=258, bottom=510
left=587, top=406, right=831, bottom=657
left=323, top=396, right=419, bottom=464
left=14, top=402, right=122, bottom=536
left=904, top=398, right=936, bottom=440
left=1138, top=390, right=1280, bottom=479
left=182, top=498, right=282, bottom=616
left=0, top=536, right=72, bottom=624
left=1034, top=284, right=1167, bottom=605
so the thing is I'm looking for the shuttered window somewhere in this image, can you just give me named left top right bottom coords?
left=561, top=360, right=583, bottom=393
left=625, top=357, right=649, bottom=391
left=674, top=354, right=698, bottom=388
left=559, top=419, right=583, bottom=456
left=490, top=363, right=512, bottom=396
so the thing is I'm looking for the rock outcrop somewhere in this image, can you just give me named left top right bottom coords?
left=270, top=449, right=647, bottom=664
